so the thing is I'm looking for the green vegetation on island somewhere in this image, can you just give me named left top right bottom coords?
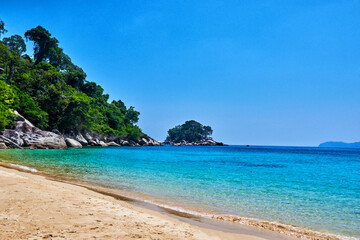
left=0, top=20, right=145, bottom=141
left=165, top=120, right=225, bottom=146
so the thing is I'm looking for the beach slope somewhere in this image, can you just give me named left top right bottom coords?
left=0, top=166, right=263, bottom=240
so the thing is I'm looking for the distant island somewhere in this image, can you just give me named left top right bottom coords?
left=164, top=120, right=226, bottom=146
left=318, top=141, right=360, bottom=148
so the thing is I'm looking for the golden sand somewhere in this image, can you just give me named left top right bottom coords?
left=0, top=165, right=265, bottom=240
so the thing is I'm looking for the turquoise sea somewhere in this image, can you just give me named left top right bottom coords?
left=0, top=146, right=359, bottom=238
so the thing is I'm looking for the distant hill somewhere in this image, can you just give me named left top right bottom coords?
left=318, top=141, right=360, bottom=148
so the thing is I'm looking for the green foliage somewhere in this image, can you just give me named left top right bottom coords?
left=0, top=101, right=14, bottom=131
left=12, top=87, right=48, bottom=129
left=0, top=80, right=15, bottom=130
left=25, top=26, right=59, bottom=65
left=0, top=23, right=145, bottom=139
left=3, top=35, right=26, bottom=56
left=166, top=120, right=213, bottom=143
left=0, top=19, right=7, bottom=40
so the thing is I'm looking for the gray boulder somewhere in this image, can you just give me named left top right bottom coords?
left=75, top=133, right=88, bottom=146
left=10, top=111, right=66, bottom=149
left=84, top=132, right=93, bottom=142
left=88, top=139, right=97, bottom=146
left=99, top=141, right=107, bottom=147
left=0, top=135, right=22, bottom=149
left=0, top=143, right=8, bottom=149
left=106, top=141, right=120, bottom=147
left=139, top=138, right=148, bottom=146
left=22, top=131, right=67, bottom=149
left=14, top=111, right=41, bottom=134
left=1, top=129, right=24, bottom=146
left=65, top=138, right=82, bottom=148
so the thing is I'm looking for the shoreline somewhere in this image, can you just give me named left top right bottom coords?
left=0, top=160, right=355, bottom=240
left=0, top=162, right=271, bottom=240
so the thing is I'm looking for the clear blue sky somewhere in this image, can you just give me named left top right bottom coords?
left=1, top=0, right=360, bottom=146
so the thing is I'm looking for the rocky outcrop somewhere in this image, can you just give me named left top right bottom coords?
left=0, top=143, right=7, bottom=149
left=165, top=137, right=226, bottom=146
left=0, top=111, right=163, bottom=149
left=0, top=111, right=66, bottom=149
left=135, top=137, right=162, bottom=146
left=0, top=135, right=22, bottom=149
left=65, top=138, right=82, bottom=148
left=106, top=141, right=120, bottom=147
left=1, top=129, right=24, bottom=146
left=88, top=139, right=97, bottom=146
left=22, top=131, right=67, bottom=149
left=75, top=134, right=88, bottom=146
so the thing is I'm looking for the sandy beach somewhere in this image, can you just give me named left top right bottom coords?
left=0, top=165, right=267, bottom=240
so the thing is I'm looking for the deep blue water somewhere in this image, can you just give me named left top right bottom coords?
left=0, top=145, right=359, bottom=238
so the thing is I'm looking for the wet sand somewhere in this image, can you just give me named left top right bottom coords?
left=0, top=165, right=267, bottom=240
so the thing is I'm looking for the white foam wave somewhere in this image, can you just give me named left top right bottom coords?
left=10, top=164, right=38, bottom=173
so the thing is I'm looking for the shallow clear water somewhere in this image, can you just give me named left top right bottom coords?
left=0, top=146, right=359, bottom=238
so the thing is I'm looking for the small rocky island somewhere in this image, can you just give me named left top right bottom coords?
left=164, top=120, right=226, bottom=146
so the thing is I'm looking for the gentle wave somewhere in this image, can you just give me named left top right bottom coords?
left=139, top=198, right=358, bottom=240
left=10, top=163, right=38, bottom=173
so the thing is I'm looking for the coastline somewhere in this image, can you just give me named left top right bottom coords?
left=0, top=160, right=356, bottom=240
left=0, top=163, right=271, bottom=240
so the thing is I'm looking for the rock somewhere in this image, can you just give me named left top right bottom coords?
left=1, top=129, right=24, bottom=146
left=0, top=135, right=22, bottom=149
left=167, top=136, right=226, bottom=146
left=14, top=111, right=41, bottom=134
left=173, top=143, right=182, bottom=147
left=106, top=141, right=120, bottom=147
left=4, top=111, right=66, bottom=149
left=99, top=141, right=107, bottom=147
left=122, top=141, right=130, bottom=146
left=75, top=133, right=88, bottom=146
left=88, top=140, right=97, bottom=146
left=22, top=131, right=67, bottom=149
left=0, top=143, right=8, bottom=149
left=52, top=129, right=61, bottom=135
left=84, top=132, right=93, bottom=142
left=139, top=138, right=148, bottom=146
left=65, top=138, right=82, bottom=148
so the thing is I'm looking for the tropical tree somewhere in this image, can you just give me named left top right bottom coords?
left=3, top=35, right=26, bottom=56
left=166, top=120, right=213, bottom=143
left=0, top=19, right=7, bottom=40
left=24, top=26, right=58, bottom=64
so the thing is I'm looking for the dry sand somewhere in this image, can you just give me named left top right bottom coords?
left=0, top=165, right=266, bottom=240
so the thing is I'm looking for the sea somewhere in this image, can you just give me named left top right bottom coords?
left=0, top=145, right=359, bottom=239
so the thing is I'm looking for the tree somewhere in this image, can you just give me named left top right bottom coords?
left=64, top=65, right=86, bottom=90
left=3, top=35, right=26, bottom=56
left=125, top=106, right=140, bottom=124
left=166, top=120, right=213, bottom=143
left=0, top=19, right=7, bottom=40
left=0, top=80, right=15, bottom=130
left=24, top=26, right=58, bottom=64
left=203, top=125, right=213, bottom=137
left=80, top=81, right=104, bottom=98
left=12, top=87, right=48, bottom=129
left=0, top=24, right=147, bottom=140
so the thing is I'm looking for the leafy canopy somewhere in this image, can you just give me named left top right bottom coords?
left=3, top=35, right=26, bottom=56
left=0, top=22, right=145, bottom=139
left=166, top=120, right=213, bottom=143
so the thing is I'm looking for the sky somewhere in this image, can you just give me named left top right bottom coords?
left=1, top=0, right=359, bottom=146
